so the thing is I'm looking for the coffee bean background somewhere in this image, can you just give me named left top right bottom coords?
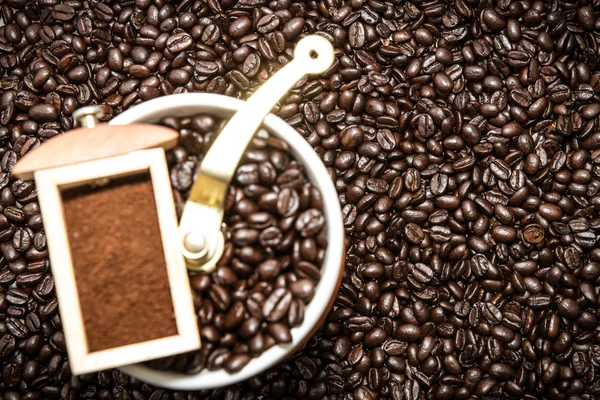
left=2, top=0, right=600, bottom=399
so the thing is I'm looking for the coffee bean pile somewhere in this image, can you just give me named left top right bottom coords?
left=146, top=114, right=326, bottom=374
left=2, top=0, right=600, bottom=399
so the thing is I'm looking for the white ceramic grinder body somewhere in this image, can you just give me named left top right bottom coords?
left=110, top=36, right=345, bottom=390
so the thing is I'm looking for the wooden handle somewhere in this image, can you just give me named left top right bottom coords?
left=13, top=124, right=179, bottom=180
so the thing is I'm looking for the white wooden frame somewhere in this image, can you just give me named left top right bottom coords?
left=35, top=148, right=200, bottom=375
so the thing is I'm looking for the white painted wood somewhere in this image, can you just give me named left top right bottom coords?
left=148, top=150, right=200, bottom=355
left=35, top=149, right=200, bottom=375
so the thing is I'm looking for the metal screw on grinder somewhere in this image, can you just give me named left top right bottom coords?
left=73, top=106, right=105, bottom=129
left=182, top=231, right=209, bottom=262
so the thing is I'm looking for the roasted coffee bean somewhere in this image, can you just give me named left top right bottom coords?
left=28, top=104, right=58, bottom=122
left=349, top=22, right=366, bottom=49
left=405, top=223, right=425, bottom=244
left=262, top=288, right=293, bottom=322
left=289, top=279, right=315, bottom=302
left=0, top=334, right=15, bottom=358
left=257, top=15, right=280, bottom=34
left=242, top=54, right=260, bottom=78
left=396, top=324, right=422, bottom=342
left=229, top=16, right=252, bottom=38
left=225, top=354, right=250, bottom=373
left=267, top=323, right=292, bottom=343
left=166, top=32, right=192, bottom=53
left=276, top=188, right=299, bottom=217
left=295, top=209, right=325, bottom=237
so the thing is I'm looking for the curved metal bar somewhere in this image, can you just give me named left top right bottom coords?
left=180, top=35, right=335, bottom=272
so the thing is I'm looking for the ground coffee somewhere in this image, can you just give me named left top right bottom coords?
left=61, top=173, right=177, bottom=352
